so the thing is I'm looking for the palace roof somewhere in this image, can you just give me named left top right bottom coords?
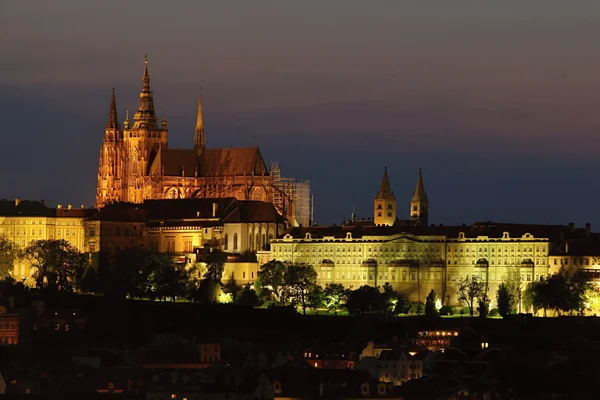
left=279, top=221, right=594, bottom=241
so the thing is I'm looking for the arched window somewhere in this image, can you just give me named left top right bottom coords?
left=262, top=233, right=266, bottom=249
left=233, top=233, right=238, bottom=251
left=269, top=233, right=274, bottom=241
left=224, top=233, right=229, bottom=251
left=255, top=233, right=260, bottom=251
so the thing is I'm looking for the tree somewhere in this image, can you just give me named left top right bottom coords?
left=236, top=283, right=259, bottom=307
left=381, top=282, right=398, bottom=316
left=324, top=283, right=348, bottom=315
left=0, top=236, right=17, bottom=278
left=454, top=275, right=485, bottom=317
left=23, top=239, right=88, bottom=292
left=346, top=285, right=384, bottom=315
left=146, top=253, right=187, bottom=301
left=204, top=250, right=226, bottom=283
left=425, top=289, right=439, bottom=318
left=256, top=260, right=286, bottom=300
left=307, top=285, right=325, bottom=313
left=478, top=292, right=490, bottom=318
left=283, top=264, right=317, bottom=315
left=496, top=282, right=515, bottom=318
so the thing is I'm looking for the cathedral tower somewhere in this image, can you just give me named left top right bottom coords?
left=122, top=56, right=169, bottom=203
left=410, top=169, right=429, bottom=226
left=374, top=167, right=396, bottom=226
left=194, top=90, right=205, bottom=155
left=95, top=89, right=125, bottom=208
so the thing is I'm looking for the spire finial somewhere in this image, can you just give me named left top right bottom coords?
left=106, top=88, right=119, bottom=130
left=145, top=53, right=148, bottom=65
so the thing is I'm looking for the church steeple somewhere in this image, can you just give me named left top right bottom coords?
left=106, top=88, right=119, bottom=130
left=410, top=168, right=429, bottom=226
left=194, top=88, right=205, bottom=154
left=133, top=55, right=158, bottom=129
left=374, top=167, right=396, bottom=226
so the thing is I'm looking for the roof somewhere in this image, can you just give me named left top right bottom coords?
left=551, top=238, right=600, bottom=256
left=279, top=221, right=594, bottom=241
left=144, top=198, right=237, bottom=220
left=0, top=199, right=54, bottom=217
left=148, top=146, right=269, bottom=178
left=156, top=148, right=199, bottom=177
left=375, top=169, right=395, bottom=200
left=199, top=147, right=268, bottom=177
left=222, top=201, right=287, bottom=224
left=86, top=203, right=146, bottom=222
left=412, top=169, right=428, bottom=202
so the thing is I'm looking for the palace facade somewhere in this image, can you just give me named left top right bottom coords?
left=0, top=199, right=87, bottom=281
left=95, top=57, right=297, bottom=222
left=267, top=170, right=598, bottom=305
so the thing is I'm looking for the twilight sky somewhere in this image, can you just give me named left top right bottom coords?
left=2, top=0, right=600, bottom=227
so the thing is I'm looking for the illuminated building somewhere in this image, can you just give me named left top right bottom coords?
left=86, top=198, right=287, bottom=284
left=0, top=306, right=19, bottom=345
left=0, top=199, right=87, bottom=281
left=95, top=57, right=281, bottom=217
left=268, top=170, right=590, bottom=305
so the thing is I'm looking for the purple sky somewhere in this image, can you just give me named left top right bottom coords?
left=2, top=1, right=600, bottom=227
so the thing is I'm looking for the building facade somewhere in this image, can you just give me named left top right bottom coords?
left=0, top=199, right=87, bottom=281
left=95, top=57, right=279, bottom=216
left=267, top=170, right=589, bottom=305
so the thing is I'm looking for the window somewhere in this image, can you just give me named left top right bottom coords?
left=89, top=243, right=96, bottom=253
left=89, top=226, right=96, bottom=236
left=233, top=233, right=238, bottom=251
left=166, top=240, right=175, bottom=253
left=224, top=233, right=229, bottom=250
left=184, top=240, right=193, bottom=253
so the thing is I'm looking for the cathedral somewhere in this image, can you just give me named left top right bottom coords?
left=95, top=57, right=278, bottom=213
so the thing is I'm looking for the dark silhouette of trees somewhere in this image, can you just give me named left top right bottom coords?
left=346, top=285, right=383, bottom=314
left=22, top=239, right=88, bottom=292
left=204, top=250, right=226, bottom=283
left=523, top=273, right=593, bottom=316
left=256, top=260, right=286, bottom=300
left=381, top=282, right=399, bottom=316
left=236, top=283, right=259, bottom=307
left=324, top=283, right=348, bottom=315
left=282, top=264, right=317, bottom=315
left=454, top=275, right=486, bottom=317
left=425, top=289, right=439, bottom=318
left=307, top=285, right=325, bottom=313
left=0, top=236, right=17, bottom=278
left=496, top=282, right=515, bottom=318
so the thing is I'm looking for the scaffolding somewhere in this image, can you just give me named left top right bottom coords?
left=270, top=162, right=313, bottom=227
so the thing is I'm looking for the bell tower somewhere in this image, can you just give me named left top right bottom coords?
left=410, top=168, right=429, bottom=226
left=374, top=167, right=396, bottom=226
left=96, top=88, right=124, bottom=208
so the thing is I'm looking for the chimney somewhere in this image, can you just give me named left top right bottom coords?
left=196, top=211, right=201, bottom=218
left=212, top=203, right=218, bottom=218
left=57, top=204, right=62, bottom=209
left=565, top=242, right=569, bottom=254
left=586, top=223, right=591, bottom=238
left=68, top=204, right=73, bottom=210
left=569, top=222, right=575, bottom=232
left=14, top=198, right=20, bottom=206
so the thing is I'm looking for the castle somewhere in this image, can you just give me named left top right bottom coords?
left=95, top=57, right=280, bottom=214
left=265, top=169, right=597, bottom=305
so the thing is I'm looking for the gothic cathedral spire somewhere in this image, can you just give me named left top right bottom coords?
left=410, top=168, right=429, bottom=226
left=194, top=88, right=205, bottom=154
left=106, top=88, right=119, bottom=130
left=374, top=167, right=396, bottom=226
left=133, top=55, right=158, bottom=129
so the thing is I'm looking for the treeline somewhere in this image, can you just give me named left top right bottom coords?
left=2, top=238, right=600, bottom=317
